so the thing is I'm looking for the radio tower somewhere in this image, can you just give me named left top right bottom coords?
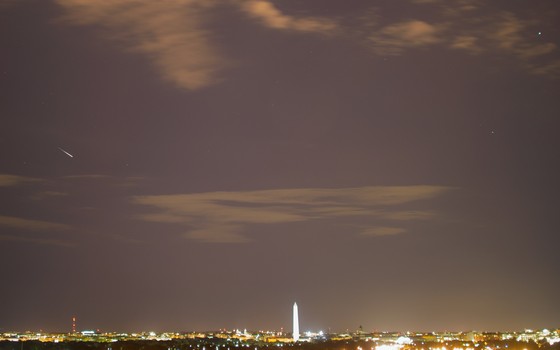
left=72, top=316, right=76, bottom=334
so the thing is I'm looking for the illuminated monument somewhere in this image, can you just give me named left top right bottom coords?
left=293, top=302, right=300, bottom=342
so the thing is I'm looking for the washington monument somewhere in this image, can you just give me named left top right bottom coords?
left=293, top=302, right=300, bottom=342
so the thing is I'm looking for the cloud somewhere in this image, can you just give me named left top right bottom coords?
left=119, top=176, right=145, bottom=188
left=381, top=210, right=436, bottom=220
left=62, top=174, right=112, bottom=180
left=55, top=0, right=339, bottom=91
left=359, top=2, right=559, bottom=77
left=360, top=226, right=406, bottom=237
left=0, top=234, right=74, bottom=247
left=0, top=174, right=42, bottom=187
left=54, top=0, right=560, bottom=93
left=382, top=20, right=439, bottom=44
left=240, top=0, right=337, bottom=33
left=490, top=12, right=557, bottom=59
left=440, top=0, right=481, bottom=17
left=491, top=13, right=526, bottom=51
left=369, top=20, right=441, bottom=55
left=0, top=215, right=71, bottom=231
left=529, top=59, right=560, bottom=76
left=31, top=191, right=69, bottom=201
left=61, top=174, right=144, bottom=188
left=409, top=0, right=480, bottom=16
left=450, top=35, right=481, bottom=53
left=53, top=0, right=560, bottom=94
left=410, top=0, right=440, bottom=3
left=133, top=185, right=449, bottom=243
left=56, top=0, right=227, bottom=90
left=40, top=191, right=68, bottom=196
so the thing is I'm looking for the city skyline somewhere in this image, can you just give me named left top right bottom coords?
left=1, top=0, right=560, bottom=332
left=1, top=323, right=559, bottom=337
left=5, top=312, right=559, bottom=335
left=4, top=304, right=555, bottom=334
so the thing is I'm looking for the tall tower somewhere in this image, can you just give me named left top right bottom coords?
left=72, top=316, right=76, bottom=333
left=293, top=302, right=300, bottom=342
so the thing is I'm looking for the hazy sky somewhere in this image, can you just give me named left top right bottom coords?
left=1, top=0, right=560, bottom=333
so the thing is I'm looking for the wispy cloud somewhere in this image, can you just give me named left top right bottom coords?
left=54, top=0, right=560, bottom=92
left=369, top=20, right=442, bottom=55
left=0, top=215, right=71, bottom=231
left=31, top=191, right=69, bottom=201
left=361, top=2, right=559, bottom=77
left=0, top=174, right=42, bottom=187
left=450, top=35, right=481, bottom=53
left=0, top=234, right=74, bottom=247
left=55, top=0, right=340, bottom=91
left=133, top=186, right=449, bottom=243
left=61, top=174, right=144, bottom=188
left=529, top=59, right=560, bottom=76
left=489, top=12, right=557, bottom=60
left=413, top=0, right=481, bottom=17
left=240, top=0, right=338, bottom=34
left=56, top=0, right=227, bottom=90
left=62, top=174, right=112, bottom=180
left=0, top=215, right=73, bottom=246
left=360, top=226, right=406, bottom=237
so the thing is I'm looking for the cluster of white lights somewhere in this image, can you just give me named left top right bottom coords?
left=375, top=344, right=402, bottom=350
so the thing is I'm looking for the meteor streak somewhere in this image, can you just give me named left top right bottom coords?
left=58, top=147, right=74, bottom=158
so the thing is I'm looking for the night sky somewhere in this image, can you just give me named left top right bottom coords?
left=1, top=0, right=560, bottom=333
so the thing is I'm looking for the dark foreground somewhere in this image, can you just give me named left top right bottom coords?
left=2, top=339, right=560, bottom=350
